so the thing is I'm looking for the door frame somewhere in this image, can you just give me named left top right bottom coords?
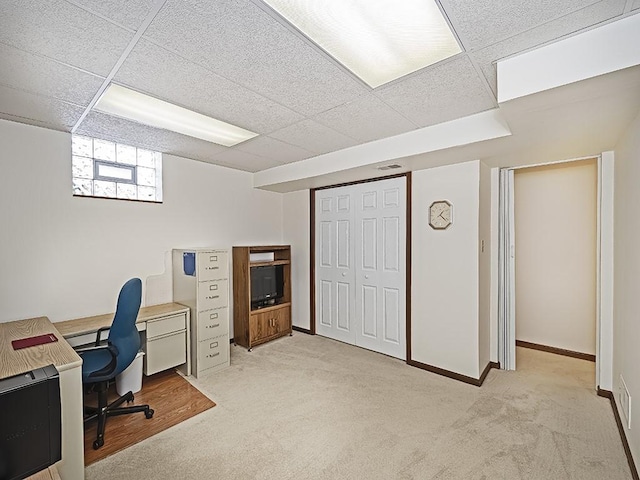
left=309, top=172, right=412, bottom=361
left=495, top=155, right=614, bottom=391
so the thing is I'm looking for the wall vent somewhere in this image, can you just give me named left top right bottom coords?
left=620, top=374, right=632, bottom=429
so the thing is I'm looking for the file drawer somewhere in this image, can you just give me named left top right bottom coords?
left=198, top=336, right=229, bottom=371
left=146, top=313, right=186, bottom=339
left=198, top=308, right=228, bottom=340
left=198, top=279, right=228, bottom=310
left=198, top=251, right=229, bottom=281
left=144, top=330, right=187, bottom=375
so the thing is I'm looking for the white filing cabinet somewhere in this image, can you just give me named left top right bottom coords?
left=173, top=248, right=230, bottom=377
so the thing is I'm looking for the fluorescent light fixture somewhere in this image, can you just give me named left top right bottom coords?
left=94, top=84, right=258, bottom=147
left=262, top=0, right=461, bottom=88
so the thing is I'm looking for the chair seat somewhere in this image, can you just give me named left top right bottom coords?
left=81, top=347, right=115, bottom=383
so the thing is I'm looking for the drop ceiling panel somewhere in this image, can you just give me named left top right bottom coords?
left=143, top=0, right=368, bottom=116
left=374, top=56, right=495, bottom=128
left=268, top=119, right=359, bottom=155
left=313, top=94, right=419, bottom=143
left=470, top=0, right=626, bottom=95
left=442, top=0, right=602, bottom=50
left=114, top=39, right=303, bottom=134
left=76, top=111, right=228, bottom=162
left=235, top=136, right=314, bottom=164
left=0, top=0, right=134, bottom=76
left=209, top=149, right=284, bottom=172
left=0, top=84, right=85, bottom=130
left=0, top=43, right=104, bottom=106
left=66, top=0, right=158, bottom=31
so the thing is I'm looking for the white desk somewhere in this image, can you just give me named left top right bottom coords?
left=0, top=317, right=84, bottom=480
left=55, top=303, right=191, bottom=376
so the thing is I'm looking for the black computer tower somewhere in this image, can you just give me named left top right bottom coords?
left=0, top=364, right=62, bottom=480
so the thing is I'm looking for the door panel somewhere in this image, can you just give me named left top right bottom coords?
left=316, top=187, right=356, bottom=344
left=361, top=284, right=377, bottom=338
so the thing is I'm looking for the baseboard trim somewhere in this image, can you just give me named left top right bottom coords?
left=516, top=340, right=596, bottom=362
left=407, top=359, right=500, bottom=387
left=597, top=388, right=639, bottom=480
left=292, top=326, right=313, bottom=335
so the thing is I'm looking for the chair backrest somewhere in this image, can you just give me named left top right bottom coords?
left=108, top=278, right=142, bottom=376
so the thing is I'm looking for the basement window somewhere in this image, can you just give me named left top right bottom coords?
left=72, top=135, right=163, bottom=203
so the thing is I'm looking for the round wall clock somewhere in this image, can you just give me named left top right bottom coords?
left=429, top=200, right=453, bottom=230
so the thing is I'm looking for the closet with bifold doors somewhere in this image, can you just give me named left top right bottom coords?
left=314, top=176, right=407, bottom=360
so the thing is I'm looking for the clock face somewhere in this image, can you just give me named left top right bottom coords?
left=429, top=200, right=452, bottom=230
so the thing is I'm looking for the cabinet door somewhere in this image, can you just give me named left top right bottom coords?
left=250, top=307, right=290, bottom=343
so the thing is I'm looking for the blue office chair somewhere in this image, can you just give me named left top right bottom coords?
left=77, top=278, right=154, bottom=450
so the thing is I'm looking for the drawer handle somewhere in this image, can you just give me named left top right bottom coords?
left=207, top=352, right=220, bottom=358
left=210, top=342, right=219, bottom=348
left=206, top=295, right=220, bottom=300
left=207, top=323, right=220, bottom=328
left=209, top=284, right=218, bottom=291
left=210, top=313, right=218, bottom=319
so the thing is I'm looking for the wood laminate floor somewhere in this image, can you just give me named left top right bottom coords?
left=83, top=369, right=215, bottom=466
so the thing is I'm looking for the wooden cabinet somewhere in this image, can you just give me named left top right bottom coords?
left=173, top=248, right=230, bottom=377
left=233, top=245, right=292, bottom=351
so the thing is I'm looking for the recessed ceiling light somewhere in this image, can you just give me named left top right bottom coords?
left=94, top=84, right=258, bottom=147
left=261, top=0, right=461, bottom=88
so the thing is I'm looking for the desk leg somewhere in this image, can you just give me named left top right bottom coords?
left=57, top=365, right=85, bottom=480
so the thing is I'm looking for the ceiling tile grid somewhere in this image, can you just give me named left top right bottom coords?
left=0, top=84, right=86, bottom=131
left=0, top=0, right=134, bottom=76
left=65, top=0, right=158, bottom=32
left=441, top=0, right=603, bottom=51
left=209, top=149, right=286, bottom=172
left=142, top=0, right=369, bottom=116
left=469, top=0, right=627, bottom=95
left=235, top=135, right=315, bottom=164
left=267, top=119, right=359, bottom=155
left=374, top=55, right=496, bottom=128
left=75, top=111, right=229, bottom=162
left=312, top=94, right=420, bottom=143
left=113, top=39, right=304, bottom=135
left=0, top=43, right=105, bottom=107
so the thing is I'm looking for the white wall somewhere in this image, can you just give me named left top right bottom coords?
left=282, top=190, right=311, bottom=330
left=514, top=159, right=597, bottom=354
left=478, top=161, right=492, bottom=370
left=0, top=119, right=283, bottom=328
left=613, top=109, right=640, bottom=466
left=411, top=161, right=481, bottom=378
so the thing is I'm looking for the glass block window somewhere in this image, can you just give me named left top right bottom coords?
left=72, top=135, right=163, bottom=203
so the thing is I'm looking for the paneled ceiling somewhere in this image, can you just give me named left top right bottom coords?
left=0, top=0, right=639, bottom=174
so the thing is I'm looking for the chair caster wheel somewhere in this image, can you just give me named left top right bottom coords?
left=145, top=409, right=154, bottom=419
left=127, top=393, right=134, bottom=403
left=93, top=438, right=104, bottom=450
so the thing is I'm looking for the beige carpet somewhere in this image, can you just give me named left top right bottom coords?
left=85, top=334, right=631, bottom=480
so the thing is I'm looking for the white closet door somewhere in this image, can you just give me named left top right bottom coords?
left=315, top=177, right=406, bottom=360
left=315, top=186, right=356, bottom=344
left=355, top=179, right=406, bottom=359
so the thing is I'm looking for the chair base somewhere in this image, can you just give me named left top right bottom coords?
left=84, top=381, right=154, bottom=449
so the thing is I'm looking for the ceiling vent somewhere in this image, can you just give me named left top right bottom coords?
left=378, top=164, right=403, bottom=171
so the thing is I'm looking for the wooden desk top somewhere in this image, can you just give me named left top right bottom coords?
left=0, top=316, right=82, bottom=380
left=55, top=302, right=190, bottom=338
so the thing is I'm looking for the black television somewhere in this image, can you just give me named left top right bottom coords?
left=251, top=265, right=283, bottom=308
